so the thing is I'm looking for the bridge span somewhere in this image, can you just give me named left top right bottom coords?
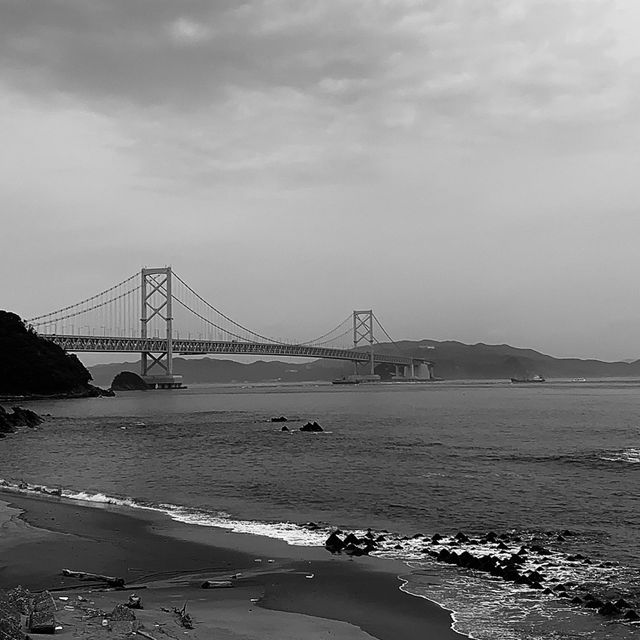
left=30, top=267, right=433, bottom=388
left=45, top=334, right=433, bottom=387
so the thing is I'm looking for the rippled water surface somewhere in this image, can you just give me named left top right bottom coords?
left=1, top=380, right=639, bottom=638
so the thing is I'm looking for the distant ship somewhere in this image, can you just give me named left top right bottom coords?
left=510, top=375, right=545, bottom=383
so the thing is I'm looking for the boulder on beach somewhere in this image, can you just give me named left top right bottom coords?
left=270, top=416, right=288, bottom=422
left=300, top=421, right=323, bottom=432
left=110, top=371, right=149, bottom=391
left=325, top=532, right=345, bottom=553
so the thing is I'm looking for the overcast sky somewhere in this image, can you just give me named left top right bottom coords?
left=3, top=0, right=640, bottom=362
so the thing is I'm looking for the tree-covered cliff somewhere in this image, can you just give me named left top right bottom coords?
left=0, top=311, right=94, bottom=395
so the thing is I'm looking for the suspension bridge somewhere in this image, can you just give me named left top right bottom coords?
left=27, top=268, right=433, bottom=388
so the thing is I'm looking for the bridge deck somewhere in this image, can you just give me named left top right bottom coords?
left=44, top=334, right=430, bottom=367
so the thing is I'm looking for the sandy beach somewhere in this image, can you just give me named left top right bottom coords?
left=0, top=491, right=464, bottom=640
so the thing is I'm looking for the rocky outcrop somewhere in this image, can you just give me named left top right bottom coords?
left=110, top=371, right=149, bottom=391
left=0, top=406, right=44, bottom=437
left=300, top=421, right=323, bottom=432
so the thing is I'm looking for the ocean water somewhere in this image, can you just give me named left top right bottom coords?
left=1, top=380, right=639, bottom=639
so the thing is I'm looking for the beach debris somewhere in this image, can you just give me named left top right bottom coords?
left=201, top=580, right=234, bottom=589
left=305, top=574, right=314, bottom=579
left=28, top=591, right=57, bottom=634
left=62, top=568, right=125, bottom=588
left=127, top=593, right=143, bottom=609
left=110, top=603, right=136, bottom=621
left=173, top=602, right=193, bottom=629
left=0, top=586, right=32, bottom=640
left=300, top=421, right=323, bottom=432
left=270, top=416, right=288, bottom=422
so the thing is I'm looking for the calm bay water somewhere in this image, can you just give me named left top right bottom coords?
left=1, top=380, right=639, bottom=639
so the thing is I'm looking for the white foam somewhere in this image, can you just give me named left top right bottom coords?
left=601, top=448, right=640, bottom=464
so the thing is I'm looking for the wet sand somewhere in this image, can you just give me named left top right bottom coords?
left=0, top=491, right=465, bottom=640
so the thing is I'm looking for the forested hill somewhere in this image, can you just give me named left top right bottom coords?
left=88, top=339, right=640, bottom=385
left=0, top=311, right=97, bottom=395
left=386, top=340, right=640, bottom=380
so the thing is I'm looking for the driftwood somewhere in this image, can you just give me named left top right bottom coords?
left=62, top=569, right=125, bottom=588
left=173, top=602, right=193, bottom=629
left=201, top=580, right=234, bottom=589
left=136, top=631, right=157, bottom=640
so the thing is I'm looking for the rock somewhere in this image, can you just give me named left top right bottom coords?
left=624, top=609, right=640, bottom=621
left=615, top=598, right=631, bottom=609
left=343, top=533, right=363, bottom=546
left=300, top=421, right=323, bottom=432
left=454, top=531, right=470, bottom=543
left=344, top=543, right=366, bottom=557
left=431, top=533, right=443, bottom=543
left=437, top=549, right=451, bottom=561
left=270, top=416, right=288, bottom=422
left=561, top=529, right=575, bottom=536
left=497, top=541, right=509, bottom=550
left=127, top=594, right=142, bottom=609
left=530, top=545, right=552, bottom=555
left=303, top=522, right=321, bottom=530
left=584, top=598, right=605, bottom=609
left=527, top=570, right=544, bottom=583
left=110, top=371, right=149, bottom=391
left=571, top=596, right=583, bottom=604
left=598, top=602, right=621, bottom=616
left=281, top=426, right=289, bottom=431
left=376, top=535, right=387, bottom=542
left=485, top=531, right=498, bottom=542
left=0, top=406, right=45, bottom=435
left=325, top=532, right=345, bottom=554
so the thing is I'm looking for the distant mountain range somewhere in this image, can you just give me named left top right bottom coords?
left=88, top=339, right=640, bottom=386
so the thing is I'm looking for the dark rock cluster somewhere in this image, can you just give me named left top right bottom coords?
left=423, top=529, right=640, bottom=623
left=325, top=528, right=383, bottom=556
left=0, top=406, right=43, bottom=438
left=300, top=421, right=323, bottom=432
left=324, top=526, right=640, bottom=624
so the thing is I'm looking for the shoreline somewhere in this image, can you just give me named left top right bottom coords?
left=0, top=490, right=466, bottom=640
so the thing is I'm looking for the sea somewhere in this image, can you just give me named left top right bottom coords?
left=1, top=379, right=639, bottom=639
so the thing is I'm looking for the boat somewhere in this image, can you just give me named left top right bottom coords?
left=332, top=377, right=360, bottom=385
left=510, top=375, right=545, bottom=383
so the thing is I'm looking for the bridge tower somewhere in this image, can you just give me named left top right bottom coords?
left=140, top=267, right=182, bottom=389
left=353, top=310, right=375, bottom=376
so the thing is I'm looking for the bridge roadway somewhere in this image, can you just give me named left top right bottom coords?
left=44, top=334, right=429, bottom=368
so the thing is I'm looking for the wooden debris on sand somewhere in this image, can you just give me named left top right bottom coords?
left=62, top=568, right=125, bottom=588
left=173, top=602, right=194, bottom=629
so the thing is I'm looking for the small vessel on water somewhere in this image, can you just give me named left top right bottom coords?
left=510, top=375, right=545, bottom=383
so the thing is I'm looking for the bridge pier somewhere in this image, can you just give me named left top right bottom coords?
left=140, top=267, right=183, bottom=389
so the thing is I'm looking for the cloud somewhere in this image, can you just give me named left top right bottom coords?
left=0, top=0, right=639, bottom=188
